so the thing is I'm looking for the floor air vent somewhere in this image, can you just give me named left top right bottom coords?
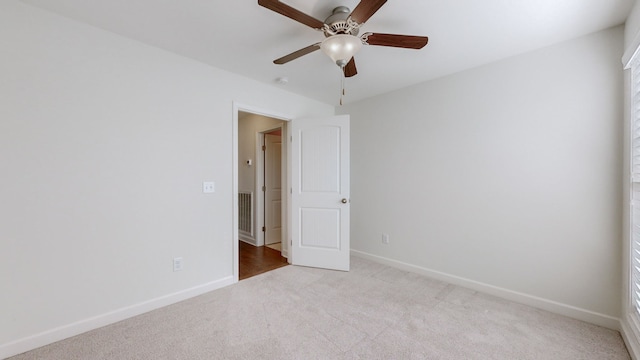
left=238, top=192, right=253, bottom=236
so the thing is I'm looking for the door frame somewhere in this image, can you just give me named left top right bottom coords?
left=255, top=125, right=285, bottom=252
left=232, top=102, right=291, bottom=283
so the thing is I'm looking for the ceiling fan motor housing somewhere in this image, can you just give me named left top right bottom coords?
left=323, top=6, right=359, bottom=37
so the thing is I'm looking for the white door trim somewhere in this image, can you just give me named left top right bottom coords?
left=232, top=102, right=291, bottom=282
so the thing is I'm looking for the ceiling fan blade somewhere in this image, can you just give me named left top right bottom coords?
left=258, top=0, right=325, bottom=29
left=343, top=57, right=358, bottom=77
left=274, top=43, right=321, bottom=65
left=349, top=0, right=387, bottom=24
left=362, top=33, right=429, bottom=49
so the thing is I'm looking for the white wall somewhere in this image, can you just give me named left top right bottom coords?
left=625, top=0, right=640, bottom=50
left=0, top=1, right=333, bottom=356
left=339, top=26, right=624, bottom=324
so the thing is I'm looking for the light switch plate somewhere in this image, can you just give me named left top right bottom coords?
left=173, top=257, right=183, bottom=272
left=203, top=181, right=215, bottom=193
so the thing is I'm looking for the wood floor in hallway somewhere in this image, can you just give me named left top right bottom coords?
left=239, top=241, right=288, bottom=280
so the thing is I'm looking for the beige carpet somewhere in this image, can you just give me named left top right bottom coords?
left=10, top=257, right=630, bottom=359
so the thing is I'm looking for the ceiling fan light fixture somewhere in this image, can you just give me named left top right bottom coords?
left=320, top=34, right=362, bottom=67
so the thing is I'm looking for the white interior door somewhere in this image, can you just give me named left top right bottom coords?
left=290, top=115, right=350, bottom=271
left=264, top=133, right=282, bottom=246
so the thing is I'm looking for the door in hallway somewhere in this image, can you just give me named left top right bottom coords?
left=264, top=132, right=282, bottom=246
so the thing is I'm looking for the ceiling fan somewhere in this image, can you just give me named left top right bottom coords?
left=257, top=0, right=429, bottom=78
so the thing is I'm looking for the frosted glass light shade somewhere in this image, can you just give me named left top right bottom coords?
left=320, top=34, right=362, bottom=67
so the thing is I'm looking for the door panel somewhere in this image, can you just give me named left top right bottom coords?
left=300, top=126, right=340, bottom=192
left=300, top=208, right=340, bottom=249
left=291, top=115, right=350, bottom=271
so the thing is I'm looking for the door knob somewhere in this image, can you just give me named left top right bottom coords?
left=341, top=198, right=348, bottom=204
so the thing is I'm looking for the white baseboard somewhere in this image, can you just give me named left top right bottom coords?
left=0, top=276, right=235, bottom=359
left=239, top=235, right=256, bottom=246
left=351, top=249, right=621, bottom=331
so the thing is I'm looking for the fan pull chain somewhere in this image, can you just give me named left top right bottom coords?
left=340, top=67, right=345, bottom=106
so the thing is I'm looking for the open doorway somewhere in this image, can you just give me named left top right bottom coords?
left=237, top=110, right=288, bottom=280
left=233, top=105, right=351, bottom=278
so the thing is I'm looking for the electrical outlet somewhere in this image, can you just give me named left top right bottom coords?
left=203, top=181, right=215, bottom=193
left=382, top=233, right=390, bottom=244
left=173, top=257, right=183, bottom=272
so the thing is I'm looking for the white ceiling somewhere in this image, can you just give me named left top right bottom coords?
left=20, top=0, right=634, bottom=105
